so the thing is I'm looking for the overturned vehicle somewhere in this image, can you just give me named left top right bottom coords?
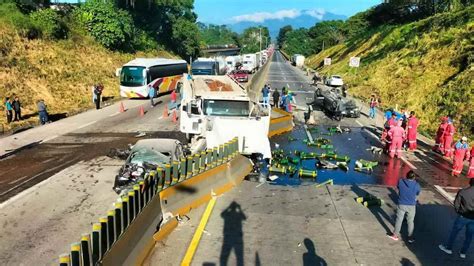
left=112, top=139, right=189, bottom=194
left=311, top=86, right=360, bottom=120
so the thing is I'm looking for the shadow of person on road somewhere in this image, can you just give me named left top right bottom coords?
left=220, top=201, right=247, bottom=266
left=351, top=184, right=394, bottom=234
left=303, top=238, right=327, bottom=266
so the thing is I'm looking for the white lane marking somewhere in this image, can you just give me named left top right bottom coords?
left=0, top=158, right=77, bottom=197
left=434, top=185, right=455, bottom=204
left=287, top=83, right=290, bottom=88
left=41, top=135, right=58, bottom=143
left=9, top=175, right=29, bottom=185
left=158, top=115, right=164, bottom=120
left=108, top=112, right=120, bottom=117
left=77, top=120, right=97, bottom=129
left=400, top=156, right=417, bottom=170
left=355, top=120, right=364, bottom=127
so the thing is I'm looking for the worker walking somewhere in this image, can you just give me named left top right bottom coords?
left=442, top=119, right=456, bottom=157
left=382, top=113, right=398, bottom=153
left=406, top=111, right=419, bottom=151
left=272, top=89, right=280, bottom=108
left=452, top=137, right=469, bottom=177
left=388, top=170, right=420, bottom=243
left=433, top=117, right=448, bottom=152
left=261, top=84, right=270, bottom=107
left=467, top=147, right=474, bottom=178
left=439, top=179, right=474, bottom=259
left=388, top=119, right=406, bottom=158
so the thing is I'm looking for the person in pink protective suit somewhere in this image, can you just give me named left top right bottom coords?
left=406, top=111, right=419, bottom=151
left=433, top=116, right=448, bottom=152
left=452, top=137, right=469, bottom=177
left=388, top=119, right=406, bottom=158
left=467, top=147, right=474, bottom=178
left=442, top=119, right=456, bottom=157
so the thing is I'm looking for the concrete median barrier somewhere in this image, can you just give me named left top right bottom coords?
left=57, top=137, right=252, bottom=266
left=269, top=108, right=294, bottom=137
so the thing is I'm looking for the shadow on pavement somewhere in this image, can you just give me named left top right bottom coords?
left=303, top=238, right=327, bottom=266
left=351, top=184, right=394, bottom=234
left=220, top=201, right=247, bottom=266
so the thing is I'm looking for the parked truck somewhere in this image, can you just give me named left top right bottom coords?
left=179, top=74, right=271, bottom=159
left=225, top=55, right=242, bottom=73
left=242, top=54, right=258, bottom=73
left=291, top=54, right=305, bottom=67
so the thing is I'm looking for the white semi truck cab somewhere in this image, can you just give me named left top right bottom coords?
left=179, top=74, right=271, bottom=159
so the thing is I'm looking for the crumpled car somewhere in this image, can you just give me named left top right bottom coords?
left=113, top=139, right=185, bottom=194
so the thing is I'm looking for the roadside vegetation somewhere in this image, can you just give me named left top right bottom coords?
left=278, top=1, right=473, bottom=138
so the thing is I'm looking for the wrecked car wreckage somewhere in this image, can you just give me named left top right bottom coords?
left=111, top=139, right=191, bottom=195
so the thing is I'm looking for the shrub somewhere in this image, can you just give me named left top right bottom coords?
left=30, top=8, right=68, bottom=39
left=74, top=0, right=134, bottom=50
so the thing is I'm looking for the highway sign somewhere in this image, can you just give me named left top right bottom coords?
left=324, top=58, right=331, bottom=66
left=349, top=57, right=360, bottom=67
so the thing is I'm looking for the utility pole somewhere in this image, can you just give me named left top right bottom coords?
left=322, top=40, right=325, bottom=51
left=259, top=27, right=262, bottom=51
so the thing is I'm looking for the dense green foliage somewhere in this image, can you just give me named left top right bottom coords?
left=198, top=23, right=240, bottom=47
left=276, top=25, right=292, bottom=47
left=280, top=28, right=310, bottom=56
left=240, top=26, right=270, bottom=53
left=30, top=8, right=68, bottom=39
left=74, top=0, right=133, bottom=49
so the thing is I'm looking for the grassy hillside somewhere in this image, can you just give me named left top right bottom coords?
left=306, top=6, right=473, bottom=137
left=0, top=4, right=175, bottom=132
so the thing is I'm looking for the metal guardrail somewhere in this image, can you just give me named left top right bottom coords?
left=57, top=137, right=240, bottom=266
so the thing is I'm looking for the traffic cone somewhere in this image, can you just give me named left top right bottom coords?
left=119, top=102, right=125, bottom=113
left=172, top=109, right=178, bottom=123
left=163, top=104, right=169, bottom=118
left=139, top=106, right=145, bottom=117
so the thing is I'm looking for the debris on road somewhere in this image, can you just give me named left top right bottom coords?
left=315, top=179, right=334, bottom=187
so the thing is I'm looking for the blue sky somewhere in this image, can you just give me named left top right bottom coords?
left=195, top=0, right=382, bottom=24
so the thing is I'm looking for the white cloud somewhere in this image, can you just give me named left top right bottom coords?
left=303, top=8, right=326, bottom=20
left=231, top=9, right=301, bottom=23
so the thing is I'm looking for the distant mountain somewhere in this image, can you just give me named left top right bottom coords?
left=228, top=12, right=347, bottom=39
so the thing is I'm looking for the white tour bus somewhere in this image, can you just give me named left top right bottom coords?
left=117, top=58, right=188, bottom=98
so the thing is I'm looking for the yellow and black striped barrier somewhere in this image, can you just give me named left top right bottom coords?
left=57, top=137, right=250, bottom=265
left=269, top=108, right=294, bottom=137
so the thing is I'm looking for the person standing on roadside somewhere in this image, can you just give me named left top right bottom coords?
left=272, top=89, right=280, bottom=108
left=433, top=117, right=448, bottom=152
left=369, top=94, right=378, bottom=119
left=388, top=170, right=420, bottom=243
left=451, top=137, right=469, bottom=177
left=467, top=146, right=474, bottom=178
left=4, top=97, right=13, bottom=123
left=442, top=119, right=456, bottom=157
left=93, top=84, right=103, bottom=110
left=37, top=99, right=49, bottom=125
left=439, top=179, right=474, bottom=259
left=261, top=84, right=270, bottom=107
left=12, top=95, right=21, bottom=121
left=406, top=111, right=419, bottom=151
left=148, top=84, right=156, bottom=107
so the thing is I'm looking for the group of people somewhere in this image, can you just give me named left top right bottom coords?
left=3, top=96, right=22, bottom=123
left=433, top=117, right=473, bottom=177
left=261, top=84, right=295, bottom=113
left=381, top=109, right=419, bottom=158
left=389, top=170, right=474, bottom=260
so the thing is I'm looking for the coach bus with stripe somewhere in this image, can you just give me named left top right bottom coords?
left=117, top=58, right=188, bottom=98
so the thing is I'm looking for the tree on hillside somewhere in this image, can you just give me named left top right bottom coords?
left=281, top=28, right=312, bottom=56
left=308, top=20, right=345, bottom=53
left=172, top=17, right=200, bottom=59
left=277, top=25, right=292, bottom=47
left=240, top=26, right=270, bottom=53
left=199, top=24, right=240, bottom=46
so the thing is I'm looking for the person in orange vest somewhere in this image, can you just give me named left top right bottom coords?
left=468, top=146, right=474, bottom=178
left=442, top=119, right=456, bottom=157
left=452, top=137, right=469, bottom=176
left=433, top=116, right=448, bottom=152
left=388, top=119, right=406, bottom=158
left=406, top=111, right=419, bottom=151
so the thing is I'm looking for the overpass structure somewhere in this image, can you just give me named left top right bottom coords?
left=201, top=47, right=241, bottom=56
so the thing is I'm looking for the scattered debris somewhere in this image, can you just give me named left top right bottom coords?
left=354, top=159, right=378, bottom=173
left=135, top=132, right=146, bottom=138
left=315, top=179, right=334, bottom=187
left=268, top=175, right=279, bottom=181
left=366, top=146, right=383, bottom=155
